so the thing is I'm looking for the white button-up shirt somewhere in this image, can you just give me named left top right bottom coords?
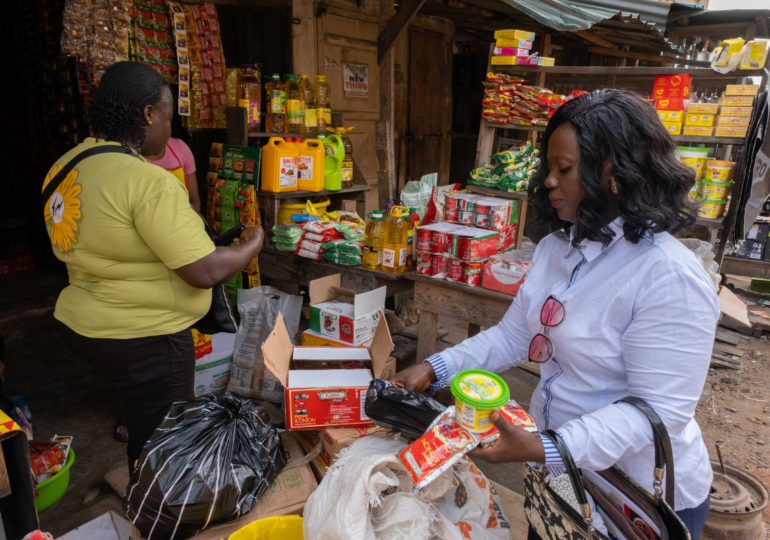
left=427, top=219, right=719, bottom=510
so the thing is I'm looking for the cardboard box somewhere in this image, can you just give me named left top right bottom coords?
left=720, top=106, right=753, bottom=117
left=320, top=426, right=388, bottom=466
left=446, top=227, right=501, bottom=261
left=380, top=356, right=397, bottom=380
left=491, top=56, right=517, bottom=66
left=193, top=332, right=236, bottom=397
left=734, top=240, right=764, bottom=260
left=747, top=223, right=770, bottom=244
left=717, top=116, right=751, bottom=127
left=661, top=121, right=682, bottom=135
left=684, top=113, right=716, bottom=127
left=538, top=57, right=555, bottom=66
left=726, top=84, right=759, bottom=96
left=653, top=74, right=692, bottom=99
left=687, top=103, right=719, bottom=115
left=721, top=95, right=754, bottom=107
left=655, top=97, right=686, bottom=111
left=482, top=261, right=527, bottom=296
left=262, top=314, right=393, bottom=430
left=494, top=29, right=536, bottom=42
left=308, top=274, right=386, bottom=345
left=301, top=329, right=373, bottom=348
left=751, top=278, right=770, bottom=293
left=658, top=110, right=684, bottom=123
left=683, top=126, right=714, bottom=137
left=493, top=47, right=529, bottom=56
left=715, top=127, right=748, bottom=138
left=295, top=430, right=328, bottom=482
left=492, top=38, right=532, bottom=49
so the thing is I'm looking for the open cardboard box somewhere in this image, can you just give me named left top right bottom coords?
left=263, top=313, right=394, bottom=430
left=308, top=274, right=386, bottom=345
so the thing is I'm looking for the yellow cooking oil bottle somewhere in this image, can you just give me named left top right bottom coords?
left=297, top=139, right=325, bottom=192
left=265, top=73, right=286, bottom=133
left=363, top=211, right=384, bottom=270
left=285, top=74, right=306, bottom=134
left=261, top=137, right=298, bottom=193
left=299, top=75, right=317, bottom=134
left=381, top=205, right=409, bottom=274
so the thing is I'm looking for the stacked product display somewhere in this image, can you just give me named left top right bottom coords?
left=469, top=141, right=539, bottom=193
left=676, top=146, right=734, bottom=219
left=271, top=216, right=366, bottom=266
left=489, top=29, right=554, bottom=66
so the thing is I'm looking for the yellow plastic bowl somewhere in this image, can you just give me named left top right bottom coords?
left=704, top=161, right=735, bottom=181
left=276, top=196, right=331, bottom=225
left=230, top=515, right=304, bottom=540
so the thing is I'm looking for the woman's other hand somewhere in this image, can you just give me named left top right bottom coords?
left=234, top=226, right=264, bottom=256
left=387, top=362, right=436, bottom=392
left=468, top=412, right=546, bottom=464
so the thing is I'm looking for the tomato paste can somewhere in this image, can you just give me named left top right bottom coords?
left=474, top=213, right=490, bottom=228
left=445, top=195, right=459, bottom=210
left=431, top=253, right=448, bottom=276
left=445, top=208, right=460, bottom=222
left=416, top=228, right=433, bottom=251
left=457, top=199, right=476, bottom=212
left=417, top=251, right=433, bottom=275
left=475, top=203, right=490, bottom=214
left=459, top=211, right=475, bottom=224
left=431, top=231, right=447, bottom=254
left=464, top=261, right=484, bottom=286
left=447, top=259, right=464, bottom=281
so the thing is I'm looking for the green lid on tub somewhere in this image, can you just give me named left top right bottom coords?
left=702, top=198, right=727, bottom=204
left=675, top=146, right=709, bottom=153
left=451, top=370, right=510, bottom=410
left=701, top=180, right=731, bottom=185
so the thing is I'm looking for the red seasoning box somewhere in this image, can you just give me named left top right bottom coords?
left=655, top=97, right=686, bottom=111
left=262, top=314, right=394, bottom=431
left=653, top=74, right=692, bottom=99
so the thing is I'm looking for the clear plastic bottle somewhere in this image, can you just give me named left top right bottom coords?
left=284, top=74, right=306, bottom=134
left=300, top=75, right=317, bottom=134
left=314, top=75, right=332, bottom=133
left=237, top=64, right=261, bottom=133
left=363, top=211, right=384, bottom=270
left=381, top=206, right=408, bottom=274
left=265, top=74, right=286, bottom=133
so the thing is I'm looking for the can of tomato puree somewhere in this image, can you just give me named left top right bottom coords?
left=431, top=231, right=447, bottom=254
left=416, top=228, right=432, bottom=251
left=451, top=370, right=510, bottom=433
left=445, top=208, right=460, bottom=222
left=417, top=251, right=433, bottom=275
left=464, top=261, right=484, bottom=286
left=431, top=254, right=448, bottom=276
left=447, top=259, right=464, bottom=281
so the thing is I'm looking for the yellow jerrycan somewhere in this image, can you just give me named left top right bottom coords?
left=261, top=137, right=298, bottom=193
left=297, top=139, right=326, bottom=192
left=323, top=134, right=344, bottom=191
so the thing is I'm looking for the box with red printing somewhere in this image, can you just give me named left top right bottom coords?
left=262, top=314, right=393, bottom=431
left=482, top=261, right=527, bottom=295
left=653, top=75, right=692, bottom=99
left=498, top=224, right=517, bottom=252
left=446, top=227, right=500, bottom=261
left=655, top=97, right=686, bottom=111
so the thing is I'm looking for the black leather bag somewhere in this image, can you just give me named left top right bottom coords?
left=523, top=396, right=690, bottom=540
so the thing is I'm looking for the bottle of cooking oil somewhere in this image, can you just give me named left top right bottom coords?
left=237, top=64, right=261, bottom=133
left=284, top=74, right=306, bottom=134
left=327, top=127, right=355, bottom=188
left=362, top=211, right=384, bottom=270
left=265, top=74, right=285, bottom=133
left=404, top=207, right=419, bottom=269
left=314, top=75, right=331, bottom=133
left=381, top=206, right=409, bottom=274
left=299, top=75, right=317, bottom=134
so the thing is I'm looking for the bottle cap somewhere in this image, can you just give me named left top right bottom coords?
left=272, top=73, right=281, bottom=80
left=314, top=75, right=327, bottom=82
left=285, top=74, right=297, bottom=81
left=300, top=74, right=309, bottom=79
left=371, top=211, right=384, bottom=220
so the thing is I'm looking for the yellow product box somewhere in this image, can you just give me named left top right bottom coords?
left=715, top=38, right=744, bottom=68
left=537, top=57, right=555, bottom=66
left=661, top=121, right=682, bottom=135
left=715, top=127, right=748, bottom=138
left=717, top=116, right=750, bottom=128
left=658, top=110, right=684, bottom=123
left=687, top=103, right=719, bottom=115
left=491, top=56, right=517, bottom=66
left=721, top=95, right=754, bottom=107
left=740, top=40, right=768, bottom=70
left=720, top=106, right=753, bottom=117
left=494, top=29, right=536, bottom=42
left=684, top=113, right=715, bottom=127
left=301, top=329, right=373, bottom=348
left=726, top=84, right=759, bottom=96
left=683, top=126, right=714, bottom=137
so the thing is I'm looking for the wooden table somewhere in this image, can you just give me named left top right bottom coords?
left=259, top=246, right=414, bottom=299
left=406, top=272, right=515, bottom=362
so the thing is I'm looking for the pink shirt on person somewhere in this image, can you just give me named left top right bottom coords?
left=145, top=138, right=196, bottom=186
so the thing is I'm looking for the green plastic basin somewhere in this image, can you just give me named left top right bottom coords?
left=34, top=448, right=75, bottom=513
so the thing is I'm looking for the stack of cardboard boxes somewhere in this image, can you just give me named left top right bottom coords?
left=490, top=29, right=554, bottom=66
left=653, top=74, right=692, bottom=136
left=715, top=85, right=759, bottom=139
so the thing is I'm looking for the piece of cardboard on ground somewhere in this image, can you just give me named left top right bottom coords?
left=129, top=432, right=316, bottom=540
left=719, top=286, right=752, bottom=332
left=59, top=510, right=131, bottom=540
left=490, top=481, right=528, bottom=539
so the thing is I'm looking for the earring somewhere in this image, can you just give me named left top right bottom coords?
left=148, top=122, right=153, bottom=126
left=610, top=176, right=619, bottom=195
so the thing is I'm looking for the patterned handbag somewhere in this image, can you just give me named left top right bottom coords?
left=523, top=397, right=690, bottom=540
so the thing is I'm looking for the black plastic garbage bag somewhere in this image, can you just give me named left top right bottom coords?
left=364, top=379, right=445, bottom=437
left=126, top=392, right=286, bottom=539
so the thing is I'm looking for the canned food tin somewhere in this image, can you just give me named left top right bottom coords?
left=457, top=199, right=476, bottom=212
left=475, top=204, right=491, bottom=214
left=445, top=208, right=460, bottom=222
left=445, top=195, right=459, bottom=210
left=417, top=251, right=433, bottom=275
left=431, top=231, right=447, bottom=254
left=447, top=259, right=464, bottom=281
left=459, top=211, right=475, bottom=224
left=416, top=228, right=433, bottom=251
left=474, top=213, right=490, bottom=228
left=431, top=253, right=449, bottom=276
left=464, top=261, right=484, bottom=286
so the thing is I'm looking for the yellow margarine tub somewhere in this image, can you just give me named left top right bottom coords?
left=675, top=146, right=710, bottom=181
left=700, top=180, right=730, bottom=200
left=699, top=198, right=726, bottom=219
left=704, top=160, right=735, bottom=181
left=687, top=182, right=702, bottom=202
left=451, top=370, right=510, bottom=433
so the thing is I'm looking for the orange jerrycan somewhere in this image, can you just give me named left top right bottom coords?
left=297, top=139, right=326, bottom=192
left=323, top=134, right=344, bottom=191
left=261, top=137, right=298, bottom=193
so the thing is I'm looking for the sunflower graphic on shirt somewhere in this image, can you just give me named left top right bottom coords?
left=42, top=164, right=82, bottom=252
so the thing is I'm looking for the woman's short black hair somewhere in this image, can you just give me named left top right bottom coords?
left=528, top=88, right=697, bottom=247
left=88, top=62, right=170, bottom=150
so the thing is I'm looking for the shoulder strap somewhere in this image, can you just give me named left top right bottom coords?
left=41, top=145, right=138, bottom=208
left=615, top=396, right=676, bottom=508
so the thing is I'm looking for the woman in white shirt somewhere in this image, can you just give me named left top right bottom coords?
left=390, top=89, right=719, bottom=539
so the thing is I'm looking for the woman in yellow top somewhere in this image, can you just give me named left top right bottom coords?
left=42, top=62, right=263, bottom=471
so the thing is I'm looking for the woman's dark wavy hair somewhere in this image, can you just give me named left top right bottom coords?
left=528, top=88, right=697, bottom=247
left=88, top=62, right=169, bottom=151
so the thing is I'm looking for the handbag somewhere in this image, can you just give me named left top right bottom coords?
left=523, top=396, right=690, bottom=540
left=42, top=144, right=238, bottom=335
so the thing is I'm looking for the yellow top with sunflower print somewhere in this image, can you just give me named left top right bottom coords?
left=42, top=138, right=216, bottom=339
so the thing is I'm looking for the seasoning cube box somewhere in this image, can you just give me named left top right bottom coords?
left=717, top=116, right=750, bottom=127
left=491, top=56, right=517, bottom=66
left=493, top=47, right=530, bottom=56
left=656, top=97, right=686, bottom=111
left=721, top=95, right=754, bottom=107
left=308, top=274, right=386, bottom=345
left=726, top=84, right=759, bottom=96
left=684, top=113, right=716, bottom=127
left=494, top=29, right=536, bottom=42
left=683, top=126, right=714, bottom=137
left=658, top=110, right=684, bottom=123
left=653, top=75, right=692, bottom=99
left=262, top=314, right=394, bottom=430
left=493, top=38, right=532, bottom=49
left=715, top=127, right=747, bottom=138
left=687, top=103, right=719, bottom=115
left=662, top=121, right=682, bottom=135
left=538, top=57, right=555, bottom=66
left=720, top=106, right=753, bottom=117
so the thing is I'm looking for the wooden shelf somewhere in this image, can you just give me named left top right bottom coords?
left=483, top=121, right=546, bottom=132
left=406, top=271, right=516, bottom=302
left=490, top=66, right=765, bottom=77
left=721, top=256, right=770, bottom=280
left=694, top=215, right=724, bottom=229
left=466, top=184, right=528, bottom=200
left=262, top=245, right=409, bottom=281
left=255, top=184, right=370, bottom=200
left=248, top=132, right=318, bottom=139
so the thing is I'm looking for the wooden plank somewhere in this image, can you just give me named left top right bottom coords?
left=489, top=65, right=765, bottom=77
left=587, top=46, right=711, bottom=67
left=412, top=280, right=512, bottom=329
left=711, top=358, right=741, bottom=370
left=408, top=272, right=515, bottom=304
left=248, top=132, right=316, bottom=139
left=416, top=310, right=439, bottom=361
left=468, top=323, right=481, bottom=338
left=710, top=349, right=741, bottom=365
left=518, top=362, right=541, bottom=378
left=466, top=184, right=528, bottom=201
left=377, top=0, right=397, bottom=210
left=713, top=342, right=746, bottom=358
left=748, top=310, right=770, bottom=332
left=475, top=43, right=496, bottom=168
left=536, top=34, right=552, bottom=89
left=484, top=121, right=546, bottom=132
left=377, top=0, right=428, bottom=64
left=715, top=327, right=743, bottom=346
left=254, top=184, right=370, bottom=200
left=721, top=257, right=770, bottom=280
left=226, top=106, right=248, bottom=146
left=573, top=30, right=618, bottom=49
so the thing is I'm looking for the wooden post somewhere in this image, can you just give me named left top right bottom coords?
left=416, top=310, right=439, bottom=361
left=226, top=106, right=248, bottom=146
left=376, top=0, right=397, bottom=210
left=475, top=43, right=496, bottom=167
left=377, top=0, right=428, bottom=64
left=291, top=0, right=316, bottom=76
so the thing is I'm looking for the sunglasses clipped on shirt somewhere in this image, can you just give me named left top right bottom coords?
left=528, top=295, right=566, bottom=363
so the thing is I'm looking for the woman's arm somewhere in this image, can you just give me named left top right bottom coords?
left=185, top=172, right=201, bottom=213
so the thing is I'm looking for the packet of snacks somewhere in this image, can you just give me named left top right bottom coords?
left=398, top=406, right=480, bottom=489
left=478, top=400, right=537, bottom=446
left=46, top=435, right=73, bottom=473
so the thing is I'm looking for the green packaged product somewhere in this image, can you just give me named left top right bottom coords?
left=335, top=224, right=366, bottom=242
left=321, top=240, right=363, bottom=255
left=321, top=252, right=362, bottom=265
left=470, top=165, right=496, bottom=182
left=274, top=241, right=301, bottom=251
left=271, top=224, right=305, bottom=242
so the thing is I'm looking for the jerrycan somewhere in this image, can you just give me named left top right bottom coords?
left=297, top=139, right=326, bottom=192
left=261, top=137, right=298, bottom=193
left=323, top=134, right=344, bottom=191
